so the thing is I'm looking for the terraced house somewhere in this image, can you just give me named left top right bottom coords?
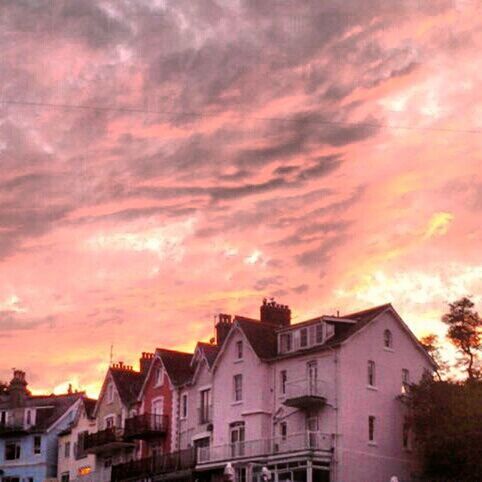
left=83, top=361, right=150, bottom=482
left=0, top=371, right=83, bottom=482
left=110, top=300, right=435, bottom=482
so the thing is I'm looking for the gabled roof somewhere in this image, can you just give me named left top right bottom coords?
left=157, top=348, right=194, bottom=386
left=235, top=317, right=278, bottom=360
left=29, top=393, right=83, bottom=432
left=110, top=367, right=146, bottom=407
left=196, top=342, right=220, bottom=368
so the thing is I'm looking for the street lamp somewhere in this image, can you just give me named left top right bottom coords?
left=224, top=462, right=235, bottom=482
left=261, top=467, right=272, bottom=482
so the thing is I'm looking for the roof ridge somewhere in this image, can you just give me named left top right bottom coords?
left=344, top=303, right=392, bottom=318
left=156, top=347, right=193, bottom=356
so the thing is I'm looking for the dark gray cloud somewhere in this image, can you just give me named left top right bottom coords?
left=0, top=311, right=56, bottom=332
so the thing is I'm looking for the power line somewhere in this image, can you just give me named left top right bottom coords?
left=1, top=98, right=481, bottom=135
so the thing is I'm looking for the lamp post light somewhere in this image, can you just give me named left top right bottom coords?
left=261, top=467, right=272, bottom=482
left=224, top=462, right=235, bottom=482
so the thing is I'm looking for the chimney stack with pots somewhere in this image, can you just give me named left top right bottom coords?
left=140, top=352, right=154, bottom=374
left=260, top=298, right=291, bottom=327
left=215, top=314, right=233, bottom=346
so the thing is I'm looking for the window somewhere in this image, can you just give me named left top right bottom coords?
left=300, top=328, right=308, bottom=348
left=107, top=383, right=114, bottom=404
left=367, top=360, right=376, bottom=387
left=0, top=410, right=6, bottom=425
left=403, top=417, right=411, bottom=449
left=280, top=370, right=287, bottom=395
left=368, top=416, right=376, bottom=442
left=199, top=389, right=211, bottom=423
left=105, top=415, right=115, bottom=429
left=104, top=457, right=112, bottom=468
left=280, top=422, right=287, bottom=441
left=279, top=333, right=292, bottom=353
left=384, top=329, right=393, bottom=349
left=236, top=340, right=243, bottom=360
left=26, top=410, right=32, bottom=426
left=235, top=467, right=247, bottom=482
left=233, top=375, right=243, bottom=402
left=33, top=436, right=41, bottom=455
left=5, top=441, right=21, bottom=460
left=155, top=366, right=164, bottom=387
left=181, top=394, right=188, bottom=419
left=76, top=431, right=88, bottom=459
left=230, top=422, right=245, bottom=457
left=64, top=441, right=71, bottom=458
left=61, top=473, right=70, bottom=482
left=315, top=323, right=324, bottom=344
left=78, top=467, right=92, bottom=477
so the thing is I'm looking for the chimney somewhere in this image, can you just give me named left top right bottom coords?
left=215, top=314, right=232, bottom=346
left=260, top=298, right=291, bottom=327
left=140, top=352, right=154, bottom=374
left=8, top=370, right=29, bottom=406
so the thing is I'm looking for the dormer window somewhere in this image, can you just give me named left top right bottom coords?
left=279, top=333, right=292, bottom=353
left=315, top=323, right=324, bottom=344
left=300, top=328, right=308, bottom=348
left=384, top=329, right=393, bottom=349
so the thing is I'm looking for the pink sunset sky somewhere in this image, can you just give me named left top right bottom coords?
left=1, top=0, right=481, bottom=397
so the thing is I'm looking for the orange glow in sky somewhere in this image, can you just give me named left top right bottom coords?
left=0, top=1, right=481, bottom=397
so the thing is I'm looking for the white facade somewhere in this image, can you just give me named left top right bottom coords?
left=196, top=306, right=433, bottom=482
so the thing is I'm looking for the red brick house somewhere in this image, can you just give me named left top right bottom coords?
left=136, top=349, right=193, bottom=458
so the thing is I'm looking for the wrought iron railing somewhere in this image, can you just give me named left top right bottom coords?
left=124, top=413, right=168, bottom=439
left=111, top=448, right=196, bottom=482
left=197, top=431, right=333, bottom=464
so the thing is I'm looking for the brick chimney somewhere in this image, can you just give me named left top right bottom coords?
left=8, top=370, right=29, bottom=406
left=140, top=352, right=154, bottom=374
left=215, top=314, right=233, bottom=346
left=260, top=298, right=291, bottom=327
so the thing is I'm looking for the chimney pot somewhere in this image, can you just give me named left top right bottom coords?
left=260, top=299, right=291, bottom=327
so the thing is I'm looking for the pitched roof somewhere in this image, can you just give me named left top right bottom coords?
left=110, top=368, right=145, bottom=407
left=83, top=397, right=97, bottom=419
left=235, top=316, right=279, bottom=360
left=197, top=342, right=220, bottom=368
left=327, top=303, right=393, bottom=346
left=28, top=393, right=83, bottom=431
left=157, top=348, right=194, bottom=386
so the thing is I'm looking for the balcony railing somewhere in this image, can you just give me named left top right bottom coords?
left=0, top=421, right=28, bottom=437
left=84, top=428, right=134, bottom=454
left=197, top=405, right=213, bottom=425
left=124, top=413, right=168, bottom=440
left=111, top=448, right=196, bottom=482
left=283, top=379, right=327, bottom=409
left=197, top=431, right=333, bottom=464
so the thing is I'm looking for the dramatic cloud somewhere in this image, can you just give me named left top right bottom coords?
left=0, top=0, right=481, bottom=394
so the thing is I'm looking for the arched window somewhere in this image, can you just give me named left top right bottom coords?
left=384, top=329, right=393, bottom=349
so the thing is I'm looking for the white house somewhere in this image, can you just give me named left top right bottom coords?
left=194, top=300, right=434, bottom=482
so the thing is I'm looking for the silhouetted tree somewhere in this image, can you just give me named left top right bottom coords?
left=0, top=381, right=7, bottom=394
left=409, top=376, right=482, bottom=481
left=419, top=333, right=448, bottom=380
left=442, top=297, right=481, bottom=380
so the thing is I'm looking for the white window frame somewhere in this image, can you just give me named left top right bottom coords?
left=181, top=393, right=188, bottom=419
left=235, top=340, right=243, bottom=360
left=280, top=370, right=287, bottom=395
left=233, top=374, right=243, bottom=402
left=383, top=329, right=393, bottom=349
left=107, top=383, right=114, bottom=404
left=151, top=397, right=164, bottom=416
left=368, top=415, right=376, bottom=444
left=367, top=360, right=376, bottom=388
left=154, top=366, right=164, bottom=387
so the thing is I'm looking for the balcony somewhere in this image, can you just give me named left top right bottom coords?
left=0, top=421, right=28, bottom=437
left=111, top=448, right=196, bottom=482
left=197, top=405, right=213, bottom=425
left=124, top=414, right=169, bottom=441
left=84, top=428, right=135, bottom=454
left=283, top=379, right=327, bottom=409
left=197, top=431, right=333, bottom=465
